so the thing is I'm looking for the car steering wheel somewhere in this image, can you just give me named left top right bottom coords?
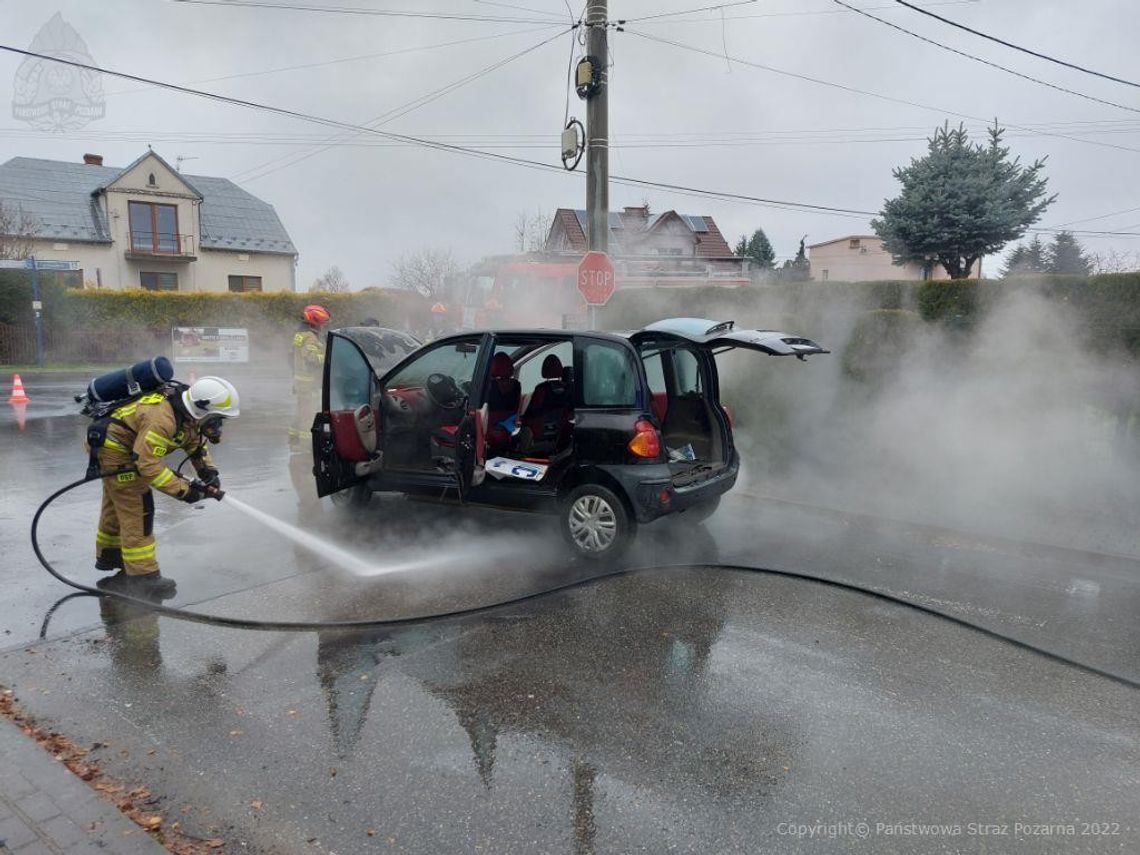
left=425, top=373, right=463, bottom=409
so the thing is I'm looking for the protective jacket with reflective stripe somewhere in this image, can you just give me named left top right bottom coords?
left=104, top=392, right=214, bottom=498
left=293, top=326, right=324, bottom=385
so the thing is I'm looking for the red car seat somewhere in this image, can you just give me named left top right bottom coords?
left=485, top=351, right=521, bottom=454
left=518, top=354, right=574, bottom=456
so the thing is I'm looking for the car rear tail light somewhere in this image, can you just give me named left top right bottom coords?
left=628, top=419, right=661, bottom=459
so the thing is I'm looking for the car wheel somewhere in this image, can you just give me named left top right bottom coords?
left=330, top=483, right=371, bottom=509
left=561, top=484, right=633, bottom=560
left=682, top=495, right=721, bottom=525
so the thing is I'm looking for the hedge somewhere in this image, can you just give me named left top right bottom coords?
left=0, top=275, right=430, bottom=333
left=600, top=273, right=1140, bottom=357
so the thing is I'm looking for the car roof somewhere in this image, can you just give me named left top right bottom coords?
left=429, top=328, right=629, bottom=343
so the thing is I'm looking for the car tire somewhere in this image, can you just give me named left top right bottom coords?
left=561, top=484, right=634, bottom=560
left=330, top=483, right=371, bottom=509
left=682, top=495, right=721, bottom=525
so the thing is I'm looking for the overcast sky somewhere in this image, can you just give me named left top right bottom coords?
left=1, top=0, right=1138, bottom=287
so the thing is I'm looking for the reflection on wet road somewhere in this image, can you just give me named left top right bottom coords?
left=2, top=372, right=1139, bottom=853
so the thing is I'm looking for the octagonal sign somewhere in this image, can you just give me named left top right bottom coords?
left=577, top=251, right=616, bottom=306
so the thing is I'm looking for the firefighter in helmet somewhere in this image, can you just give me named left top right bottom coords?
left=288, top=304, right=330, bottom=509
left=93, top=376, right=240, bottom=599
left=290, top=304, right=330, bottom=448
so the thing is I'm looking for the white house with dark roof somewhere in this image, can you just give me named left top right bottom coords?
left=0, top=150, right=298, bottom=291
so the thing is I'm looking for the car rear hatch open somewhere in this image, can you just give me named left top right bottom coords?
left=630, top=317, right=828, bottom=359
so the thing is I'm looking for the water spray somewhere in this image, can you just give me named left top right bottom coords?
left=26, top=471, right=1140, bottom=690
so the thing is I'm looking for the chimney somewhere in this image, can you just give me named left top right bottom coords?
left=83, top=153, right=103, bottom=166
left=622, top=205, right=649, bottom=230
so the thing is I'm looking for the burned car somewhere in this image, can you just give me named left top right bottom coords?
left=313, top=318, right=826, bottom=559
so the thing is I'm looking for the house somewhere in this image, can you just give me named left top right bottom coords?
left=545, top=206, right=747, bottom=286
left=808, top=235, right=979, bottom=281
left=0, top=151, right=298, bottom=291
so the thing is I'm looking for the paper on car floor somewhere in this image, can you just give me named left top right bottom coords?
left=486, top=456, right=548, bottom=481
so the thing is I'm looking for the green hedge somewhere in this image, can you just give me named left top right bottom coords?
left=0, top=277, right=430, bottom=333
left=600, top=273, right=1140, bottom=357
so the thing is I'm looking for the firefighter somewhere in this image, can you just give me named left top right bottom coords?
left=93, top=376, right=240, bottom=598
left=290, top=303, right=330, bottom=448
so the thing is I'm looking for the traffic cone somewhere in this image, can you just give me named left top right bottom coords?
left=8, top=374, right=29, bottom=404
left=11, top=401, right=26, bottom=431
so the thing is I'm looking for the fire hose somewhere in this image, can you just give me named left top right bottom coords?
left=30, top=470, right=1139, bottom=691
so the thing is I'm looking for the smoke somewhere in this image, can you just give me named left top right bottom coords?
left=715, top=286, right=1140, bottom=556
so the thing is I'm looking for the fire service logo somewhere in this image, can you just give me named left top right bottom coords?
left=12, top=13, right=105, bottom=132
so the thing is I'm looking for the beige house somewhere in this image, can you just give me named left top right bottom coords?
left=808, top=235, right=978, bottom=282
left=0, top=151, right=297, bottom=291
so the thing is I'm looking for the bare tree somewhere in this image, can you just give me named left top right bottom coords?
left=311, top=264, right=349, bottom=292
left=0, top=199, right=40, bottom=259
left=1090, top=249, right=1140, bottom=275
left=514, top=208, right=552, bottom=253
left=391, top=248, right=460, bottom=300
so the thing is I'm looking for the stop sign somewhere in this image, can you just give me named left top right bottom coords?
left=577, top=251, right=616, bottom=306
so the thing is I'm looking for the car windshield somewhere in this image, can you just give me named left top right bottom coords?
left=8, top=4, right=1139, bottom=854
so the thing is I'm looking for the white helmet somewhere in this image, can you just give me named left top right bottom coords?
left=182, top=376, right=240, bottom=420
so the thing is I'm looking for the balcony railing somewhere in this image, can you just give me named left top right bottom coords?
left=126, top=231, right=196, bottom=259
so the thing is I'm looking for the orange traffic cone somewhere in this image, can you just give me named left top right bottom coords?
left=8, top=373, right=29, bottom=404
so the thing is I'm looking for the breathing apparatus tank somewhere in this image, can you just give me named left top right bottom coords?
left=76, top=357, right=174, bottom=416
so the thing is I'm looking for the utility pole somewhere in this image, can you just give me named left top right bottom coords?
left=585, top=0, right=608, bottom=256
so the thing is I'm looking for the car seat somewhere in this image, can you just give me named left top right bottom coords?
left=517, top=354, right=574, bottom=457
left=485, top=351, right=521, bottom=454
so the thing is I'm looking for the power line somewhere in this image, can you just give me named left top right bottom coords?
left=631, top=0, right=980, bottom=24
left=233, top=27, right=572, bottom=182
left=102, top=24, right=563, bottom=97
left=472, top=0, right=567, bottom=21
left=894, top=0, right=1140, bottom=91
left=831, top=0, right=1140, bottom=117
left=171, top=0, right=557, bottom=25
left=1052, top=204, right=1140, bottom=229
left=624, top=28, right=1140, bottom=156
left=0, top=42, right=877, bottom=219
left=618, top=0, right=758, bottom=24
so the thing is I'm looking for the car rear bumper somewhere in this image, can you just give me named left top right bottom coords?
left=604, top=455, right=739, bottom=524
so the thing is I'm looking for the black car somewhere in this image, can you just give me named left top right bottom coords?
left=313, top=318, right=826, bottom=559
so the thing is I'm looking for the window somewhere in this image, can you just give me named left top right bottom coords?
left=140, top=271, right=178, bottom=291
left=642, top=350, right=666, bottom=397
left=822, top=269, right=829, bottom=281
left=515, top=341, right=573, bottom=396
left=581, top=341, right=637, bottom=407
left=849, top=238, right=861, bottom=250
left=228, top=275, right=263, bottom=292
left=669, top=348, right=703, bottom=396
left=129, top=201, right=179, bottom=253
left=386, top=337, right=484, bottom=390
left=328, top=335, right=374, bottom=411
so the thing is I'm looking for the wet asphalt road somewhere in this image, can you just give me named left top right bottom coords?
left=1, top=372, right=1138, bottom=853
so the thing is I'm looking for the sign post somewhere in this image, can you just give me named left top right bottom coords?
left=577, top=251, right=615, bottom=330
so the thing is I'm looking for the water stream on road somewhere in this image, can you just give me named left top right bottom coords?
left=223, top=494, right=445, bottom=578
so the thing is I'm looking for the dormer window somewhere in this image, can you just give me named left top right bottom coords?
left=147, top=172, right=157, bottom=187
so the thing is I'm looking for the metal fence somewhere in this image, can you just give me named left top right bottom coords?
left=0, top=323, right=169, bottom=364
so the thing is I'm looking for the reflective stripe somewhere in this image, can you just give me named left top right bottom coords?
left=293, top=333, right=305, bottom=347
left=150, top=468, right=176, bottom=488
left=113, top=403, right=137, bottom=418
left=103, top=436, right=129, bottom=453
left=122, top=543, right=156, bottom=561
left=116, top=472, right=137, bottom=483
left=96, top=530, right=121, bottom=546
left=138, top=393, right=164, bottom=404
